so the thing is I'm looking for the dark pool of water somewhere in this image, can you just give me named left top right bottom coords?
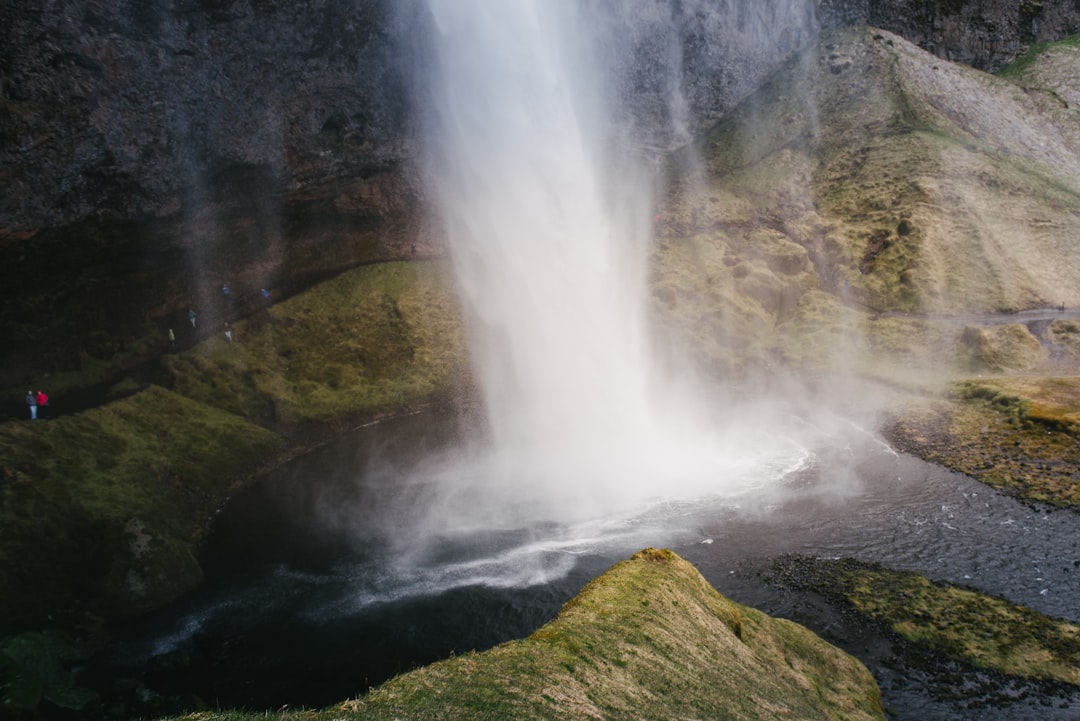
left=93, top=409, right=1080, bottom=720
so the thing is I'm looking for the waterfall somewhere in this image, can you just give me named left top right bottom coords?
left=409, top=0, right=814, bottom=532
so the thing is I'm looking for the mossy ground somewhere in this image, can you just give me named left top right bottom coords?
left=886, top=376, right=1080, bottom=509
left=154, top=550, right=884, bottom=721
left=0, top=385, right=280, bottom=634
left=161, top=261, right=466, bottom=428
left=769, top=556, right=1080, bottom=687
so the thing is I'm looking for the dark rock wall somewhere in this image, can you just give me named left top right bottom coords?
left=1, top=0, right=409, bottom=233
left=0, top=0, right=423, bottom=392
left=4, top=0, right=1077, bottom=237
left=581, top=0, right=822, bottom=149
left=819, top=0, right=1080, bottom=71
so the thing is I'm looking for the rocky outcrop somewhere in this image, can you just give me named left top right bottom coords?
left=652, top=26, right=1080, bottom=377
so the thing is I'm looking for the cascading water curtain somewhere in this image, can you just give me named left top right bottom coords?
left=412, top=0, right=812, bottom=525
left=418, top=1, right=663, bottom=504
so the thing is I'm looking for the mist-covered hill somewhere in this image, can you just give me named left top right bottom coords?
left=654, top=26, right=1080, bottom=378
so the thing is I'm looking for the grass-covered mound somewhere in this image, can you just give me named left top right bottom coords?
left=160, top=549, right=883, bottom=721
left=0, top=385, right=279, bottom=634
left=770, top=556, right=1080, bottom=686
left=886, top=376, right=1080, bottom=509
left=162, top=261, right=466, bottom=427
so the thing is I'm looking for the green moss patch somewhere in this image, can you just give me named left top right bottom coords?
left=996, top=32, right=1080, bottom=80
left=770, top=556, right=1080, bottom=686
left=160, top=549, right=884, bottom=721
left=886, top=376, right=1080, bottom=508
left=162, top=261, right=466, bottom=427
left=0, top=385, right=279, bottom=631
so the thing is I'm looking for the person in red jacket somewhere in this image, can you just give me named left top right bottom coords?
left=35, top=390, right=49, bottom=418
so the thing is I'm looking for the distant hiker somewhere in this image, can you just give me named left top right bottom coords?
left=224, top=321, right=233, bottom=342
left=168, top=328, right=176, bottom=349
left=189, top=308, right=197, bottom=328
left=35, top=390, right=48, bottom=417
left=222, top=281, right=231, bottom=297
left=261, top=288, right=270, bottom=301
left=410, top=243, right=416, bottom=259
left=25, top=391, right=37, bottom=420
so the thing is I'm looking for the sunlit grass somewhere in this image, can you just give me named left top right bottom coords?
left=162, top=261, right=466, bottom=426
left=887, top=376, right=1080, bottom=508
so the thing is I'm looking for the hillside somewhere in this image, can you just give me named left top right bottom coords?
left=654, top=26, right=1080, bottom=378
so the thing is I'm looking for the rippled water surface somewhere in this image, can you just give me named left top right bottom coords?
left=102, top=410, right=1080, bottom=719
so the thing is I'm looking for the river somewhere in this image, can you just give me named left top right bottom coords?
left=89, top=405, right=1080, bottom=720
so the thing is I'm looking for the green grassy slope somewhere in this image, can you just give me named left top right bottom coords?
left=0, top=260, right=466, bottom=637
left=162, top=260, right=467, bottom=427
left=0, top=386, right=279, bottom=633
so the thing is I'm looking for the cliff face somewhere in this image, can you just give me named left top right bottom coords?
left=1, top=0, right=1078, bottom=397
left=821, top=0, right=1080, bottom=71
left=0, top=0, right=421, bottom=394
left=652, top=27, right=1080, bottom=378
left=1, top=0, right=408, bottom=232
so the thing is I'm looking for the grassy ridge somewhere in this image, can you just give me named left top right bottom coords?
left=887, top=375, right=1080, bottom=509
left=0, top=385, right=279, bottom=633
left=158, top=550, right=884, bottom=721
